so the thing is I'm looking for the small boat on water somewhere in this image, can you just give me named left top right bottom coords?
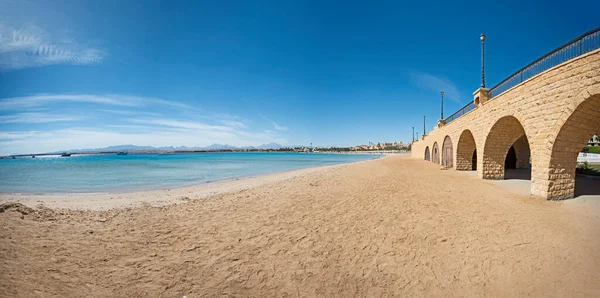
left=60, top=153, right=71, bottom=157
left=116, top=151, right=128, bottom=155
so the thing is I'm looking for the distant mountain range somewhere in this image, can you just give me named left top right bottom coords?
left=50, top=143, right=288, bottom=153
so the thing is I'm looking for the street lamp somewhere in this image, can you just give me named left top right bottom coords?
left=412, top=127, right=414, bottom=142
left=480, top=34, right=486, bottom=88
left=423, top=116, right=426, bottom=136
left=440, top=91, right=444, bottom=119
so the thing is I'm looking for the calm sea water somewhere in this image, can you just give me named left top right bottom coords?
left=0, top=152, right=378, bottom=194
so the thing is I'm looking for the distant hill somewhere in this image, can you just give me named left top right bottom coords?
left=257, top=142, right=285, bottom=149
left=50, top=143, right=287, bottom=154
left=202, top=144, right=239, bottom=150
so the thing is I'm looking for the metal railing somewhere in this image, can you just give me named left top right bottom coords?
left=444, top=26, right=600, bottom=124
left=444, top=101, right=476, bottom=124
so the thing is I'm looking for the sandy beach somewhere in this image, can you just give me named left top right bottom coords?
left=1, top=154, right=599, bottom=297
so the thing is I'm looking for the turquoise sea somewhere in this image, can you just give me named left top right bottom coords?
left=0, top=152, right=378, bottom=194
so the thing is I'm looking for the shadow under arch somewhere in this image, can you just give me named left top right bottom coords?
left=543, top=93, right=600, bottom=199
left=456, top=129, right=477, bottom=171
left=482, top=115, right=531, bottom=180
left=424, top=146, right=430, bottom=161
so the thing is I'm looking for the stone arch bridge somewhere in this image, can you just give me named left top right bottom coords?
left=411, top=28, right=600, bottom=200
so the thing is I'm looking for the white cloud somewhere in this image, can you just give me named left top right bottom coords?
left=0, top=93, right=286, bottom=155
left=258, top=112, right=288, bottom=131
left=0, top=23, right=105, bottom=70
left=130, top=119, right=235, bottom=132
left=218, top=119, right=247, bottom=129
left=0, top=130, right=42, bottom=140
left=0, top=127, right=287, bottom=155
left=272, top=122, right=288, bottom=131
left=0, top=94, right=133, bottom=109
left=99, top=109, right=162, bottom=117
left=0, top=112, right=83, bottom=123
left=410, top=72, right=462, bottom=104
left=0, top=27, right=41, bottom=53
left=0, top=94, right=194, bottom=110
left=110, top=95, right=194, bottom=110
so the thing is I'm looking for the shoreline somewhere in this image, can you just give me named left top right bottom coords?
left=2, top=154, right=598, bottom=297
left=0, top=154, right=391, bottom=211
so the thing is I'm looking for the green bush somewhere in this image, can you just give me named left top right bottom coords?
left=583, top=146, right=600, bottom=154
left=577, top=161, right=591, bottom=171
left=577, top=161, right=600, bottom=176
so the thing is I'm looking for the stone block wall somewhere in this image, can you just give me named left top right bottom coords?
left=411, top=49, right=600, bottom=199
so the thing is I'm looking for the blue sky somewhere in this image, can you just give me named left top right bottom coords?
left=0, top=0, right=599, bottom=155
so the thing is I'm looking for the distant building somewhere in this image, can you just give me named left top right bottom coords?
left=588, top=134, right=600, bottom=146
left=351, top=141, right=409, bottom=151
left=395, top=141, right=409, bottom=148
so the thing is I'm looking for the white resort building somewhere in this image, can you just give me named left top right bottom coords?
left=588, top=134, right=600, bottom=146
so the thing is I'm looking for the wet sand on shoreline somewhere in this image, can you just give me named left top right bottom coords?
left=0, top=156, right=382, bottom=211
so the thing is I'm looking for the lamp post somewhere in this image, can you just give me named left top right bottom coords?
left=480, top=33, right=486, bottom=88
left=412, top=127, right=414, bottom=142
left=423, top=116, right=426, bottom=136
left=440, top=91, right=444, bottom=120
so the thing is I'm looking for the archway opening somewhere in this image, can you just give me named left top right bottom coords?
left=442, top=136, right=453, bottom=168
left=482, top=116, right=531, bottom=180
left=432, top=142, right=439, bottom=164
left=544, top=94, right=600, bottom=199
left=503, top=134, right=531, bottom=180
left=456, top=130, right=477, bottom=171
left=505, top=146, right=517, bottom=169
left=424, top=146, right=430, bottom=161
left=576, top=131, right=600, bottom=197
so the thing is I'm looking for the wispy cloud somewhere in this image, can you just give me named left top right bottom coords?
left=99, top=109, right=162, bottom=117
left=218, top=119, right=247, bottom=129
left=272, top=122, right=288, bottom=131
left=258, top=112, right=288, bottom=131
left=410, top=72, right=462, bottom=103
left=0, top=112, right=83, bottom=124
left=130, top=119, right=235, bottom=132
left=0, top=24, right=105, bottom=70
left=0, top=126, right=288, bottom=155
left=0, top=92, right=286, bottom=155
left=0, top=94, right=194, bottom=110
left=0, top=130, right=43, bottom=140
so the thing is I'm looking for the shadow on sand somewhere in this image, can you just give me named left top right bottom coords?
left=504, top=169, right=531, bottom=180
left=503, top=169, right=600, bottom=198
left=575, top=175, right=600, bottom=196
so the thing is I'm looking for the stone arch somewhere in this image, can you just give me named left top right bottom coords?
left=542, top=85, right=600, bottom=149
left=456, top=129, right=477, bottom=171
left=442, top=136, right=453, bottom=168
left=432, top=142, right=440, bottom=164
left=424, top=146, right=431, bottom=161
left=535, top=93, right=600, bottom=200
left=482, top=115, right=530, bottom=179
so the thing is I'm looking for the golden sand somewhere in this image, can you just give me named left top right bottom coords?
left=1, top=155, right=599, bottom=297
